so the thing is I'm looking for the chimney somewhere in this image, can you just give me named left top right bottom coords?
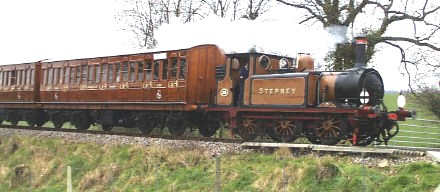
left=354, top=36, right=367, bottom=68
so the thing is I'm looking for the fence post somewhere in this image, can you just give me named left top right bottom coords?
left=67, top=166, right=72, bottom=192
left=283, top=157, right=287, bottom=192
left=215, top=156, right=221, bottom=192
left=361, top=152, right=367, bottom=192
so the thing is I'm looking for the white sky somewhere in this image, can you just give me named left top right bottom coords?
left=0, top=0, right=432, bottom=91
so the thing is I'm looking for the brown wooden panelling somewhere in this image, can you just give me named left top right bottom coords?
left=216, top=58, right=232, bottom=105
left=130, top=55, right=144, bottom=61
left=308, top=75, right=318, bottom=105
left=243, top=57, right=254, bottom=105
left=251, top=78, right=306, bottom=105
left=0, top=63, right=38, bottom=103
left=1, top=44, right=227, bottom=111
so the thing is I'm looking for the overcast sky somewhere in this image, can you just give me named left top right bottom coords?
left=0, top=0, right=430, bottom=91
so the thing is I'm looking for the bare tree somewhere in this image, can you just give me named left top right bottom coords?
left=118, top=0, right=160, bottom=48
left=118, top=0, right=205, bottom=48
left=276, top=0, right=440, bottom=89
left=202, top=0, right=230, bottom=18
left=242, top=0, right=271, bottom=20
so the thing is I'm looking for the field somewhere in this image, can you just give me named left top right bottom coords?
left=383, top=93, right=440, bottom=148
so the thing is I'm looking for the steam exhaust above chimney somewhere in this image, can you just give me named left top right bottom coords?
left=354, top=36, right=367, bottom=68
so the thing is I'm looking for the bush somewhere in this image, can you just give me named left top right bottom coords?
left=411, top=87, right=440, bottom=119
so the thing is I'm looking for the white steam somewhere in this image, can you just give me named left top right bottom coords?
left=152, top=16, right=337, bottom=60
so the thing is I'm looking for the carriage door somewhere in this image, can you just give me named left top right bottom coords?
left=167, top=54, right=187, bottom=102
left=151, top=54, right=168, bottom=101
left=176, top=56, right=187, bottom=102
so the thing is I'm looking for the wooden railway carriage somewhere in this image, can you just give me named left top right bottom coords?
left=0, top=45, right=225, bottom=134
left=0, top=63, right=44, bottom=126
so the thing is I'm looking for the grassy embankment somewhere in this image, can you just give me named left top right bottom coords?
left=0, top=136, right=439, bottom=191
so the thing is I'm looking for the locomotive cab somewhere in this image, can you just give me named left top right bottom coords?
left=215, top=53, right=297, bottom=107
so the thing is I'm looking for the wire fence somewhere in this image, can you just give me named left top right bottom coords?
left=385, top=118, right=440, bottom=149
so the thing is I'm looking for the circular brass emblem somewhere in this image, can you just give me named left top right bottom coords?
left=220, top=88, right=229, bottom=97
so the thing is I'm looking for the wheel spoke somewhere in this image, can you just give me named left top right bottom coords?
left=315, top=114, right=345, bottom=145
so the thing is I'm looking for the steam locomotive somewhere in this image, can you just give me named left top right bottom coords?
left=0, top=37, right=413, bottom=145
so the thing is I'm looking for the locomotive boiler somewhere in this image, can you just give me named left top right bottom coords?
left=0, top=37, right=413, bottom=146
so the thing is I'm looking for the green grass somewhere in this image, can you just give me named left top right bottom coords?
left=1, top=137, right=439, bottom=191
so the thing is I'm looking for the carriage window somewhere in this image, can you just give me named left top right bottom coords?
left=9, top=71, right=16, bottom=85
left=76, top=67, right=81, bottom=84
left=64, top=67, right=70, bottom=84
left=121, top=62, right=128, bottom=81
left=16, top=70, right=21, bottom=85
left=101, top=64, right=107, bottom=83
left=4, top=72, right=9, bottom=86
left=25, top=70, right=30, bottom=85
left=21, top=70, right=26, bottom=85
left=108, top=64, right=114, bottom=83
left=69, top=67, right=75, bottom=84
left=115, top=63, right=121, bottom=82
left=137, top=61, right=144, bottom=81
left=54, top=68, right=60, bottom=85
left=170, top=58, right=178, bottom=79
left=30, top=69, right=34, bottom=85
left=129, top=62, right=136, bottom=82
left=162, top=60, right=168, bottom=80
left=88, top=66, right=93, bottom=84
left=153, top=61, right=159, bottom=80
left=179, top=58, right=186, bottom=79
left=43, top=69, right=47, bottom=85
left=0, top=72, right=3, bottom=86
left=145, top=60, right=152, bottom=80
left=82, top=65, right=87, bottom=83
left=47, top=68, right=53, bottom=85
left=58, top=68, right=64, bottom=84
left=95, top=65, right=100, bottom=83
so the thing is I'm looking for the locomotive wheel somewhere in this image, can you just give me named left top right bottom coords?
left=167, top=119, right=188, bottom=136
left=137, top=118, right=156, bottom=134
left=198, top=116, right=220, bottom=137
left=72, top=113, right=91, bottom=131
left=238, top=119, right=258, bottom=141
left=270, top=120, right=297, bottom=143
left=315, top=114, right=346, bottom=145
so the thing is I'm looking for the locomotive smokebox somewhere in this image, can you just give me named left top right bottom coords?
left=354, top=36, right=367, bottom=68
